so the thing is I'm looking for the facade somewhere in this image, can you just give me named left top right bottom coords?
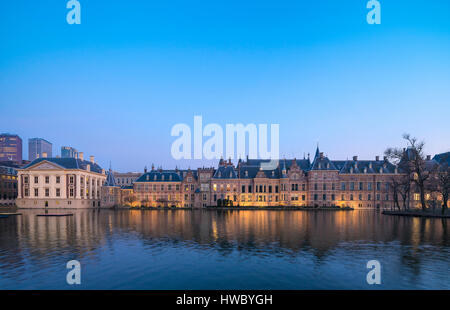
left=0, top=166, right=18, bottom=206
left=28, top=138, right=52, bottom=161
left=61, top=146, right=78, bottom=159
left=0, top=133, right=22, bottom=163
left=16, top=155, right=106, bottom=209
left=103, top=147, right=417, bottom=209
left=113, top=171, right=141, bottom=186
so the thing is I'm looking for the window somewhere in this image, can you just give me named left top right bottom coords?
left=275, top=185, right=279, bottom=193
left=376, top=182, right=381, bottom=191
left=24, top=177, right=29, bottom=184
left=302, top=195, right=305, bottom=201
left=359, top=182, right=363, bottom=190
left=45, top=188, right=49, bottom=197
left=368, top=182, right=372, bottom=190
left=350, top=194, right=354, bottom=201
left=314, top=194, right=318, bottom=201
left=314, top=183, right=318, bottom=190
left=24, top=188, right=29, bottom=197
left=323, top=184, right=327, bottom=191
left=368, top=194, right=371, bottom=200
left=350, top=182, right=355, bottom=190
left=56, top=188, right=60, bottom=197
left=70, top=176, right=74, bottom=184
left=341, top=183, right=346, bottom=190
left=242, top=185, right=245, bottom=193
left=34, top=188, right=39, bottom=197
left=70, top=188, right=74, bottom=197
left=359, top=194, right=362, bottom=200
left=323, top=194, right=326, bottom=200
left=331, top=194, right=335, bottom=200
left=34, top=176, right=39, bottom=184
left=56, top=176, right=60, bottom=184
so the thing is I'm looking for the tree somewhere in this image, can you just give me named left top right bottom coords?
left=385, top=134, right=432, bottom=211
left=431, top=161, right=450, bottom=214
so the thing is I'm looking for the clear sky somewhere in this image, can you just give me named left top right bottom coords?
left=1, top=0, right=449, bottom=172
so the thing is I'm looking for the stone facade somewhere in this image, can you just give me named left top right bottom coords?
left=16, top=157, right=106, bottom=209
left=104, top=147, right=415, bottom=209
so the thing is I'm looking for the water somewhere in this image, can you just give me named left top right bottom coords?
left=0, top=209, right=448, bottom=290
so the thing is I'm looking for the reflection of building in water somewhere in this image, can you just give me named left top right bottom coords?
left=105, top=146, right=448, bottom=209
left=0, top=209, right=447, bottom=279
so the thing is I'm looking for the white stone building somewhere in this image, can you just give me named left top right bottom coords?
left=16, top=153, right=106, bottom=209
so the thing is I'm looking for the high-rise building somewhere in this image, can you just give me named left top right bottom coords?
left=28, top=138, right=52, bottom=161
left=61, top=146, right=78, bottom=158
left=0, top=133, right=22, bottom=163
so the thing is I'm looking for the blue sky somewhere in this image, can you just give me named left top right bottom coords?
left=1, top=0, right=449, bottom=171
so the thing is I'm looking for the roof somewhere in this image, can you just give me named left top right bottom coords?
left=22, top=157, right=104, bottom=174
left=136, top=170, right=184, bottom=182
left=333, top=159, right=397, bottom=174
left=433, top=152, right=450, bottom=166
left=105, top=169, right=116, bottom=186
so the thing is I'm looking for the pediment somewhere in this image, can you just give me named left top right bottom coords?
left=27, top=161, right=64, bottom=170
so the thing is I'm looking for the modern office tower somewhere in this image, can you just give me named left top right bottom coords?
left=61, top=146, right=78, bottom=158
left=28, top=138, right=52, bottom=161
left=0, top=133, right=23, bottom=163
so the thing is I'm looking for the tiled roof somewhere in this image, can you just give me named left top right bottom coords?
left=135, top=170, right=184, bottom=182
left=22, top=158, right=104, bottom=174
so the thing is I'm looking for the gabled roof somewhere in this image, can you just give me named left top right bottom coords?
left=213, top=165, right=238, bottom=179
left=22, top=157, right=104, bottom=174
left=310, top=148, right=338, bottom=171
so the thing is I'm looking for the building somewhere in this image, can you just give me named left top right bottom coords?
left=61, top=146, right=78, bottom=159
left=28, top=138, right=52, bottom=161
left=0, top=133, right=22, bottom=163
left=0, top=166, right=18, bottom=206
left=101, top=147, right=409, bottom=209
left=113, top=171, right=142, bottom=186
left=16, top=152, right=106, bottom=209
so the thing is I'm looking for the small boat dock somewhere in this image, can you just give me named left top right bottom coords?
left=37, top=213, right=74, bottom=217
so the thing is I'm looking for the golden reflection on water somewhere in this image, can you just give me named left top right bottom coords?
left=1, top=210, right=448, bottom=258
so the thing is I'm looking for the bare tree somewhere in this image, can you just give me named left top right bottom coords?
left=431, top=160, right=450, bottom=214
left=385, top=134, right=431, bottom=211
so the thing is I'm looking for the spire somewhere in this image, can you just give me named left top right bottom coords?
left=314, top=143, right=320, bottom=159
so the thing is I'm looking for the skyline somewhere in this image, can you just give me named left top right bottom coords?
left=1, top=1, right=450, bottom=171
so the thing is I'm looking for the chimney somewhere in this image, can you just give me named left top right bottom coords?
left=375, top=156, right=379, bottom=161
left=319, top=152, right=324, bottom=159
left=383, top=156, right=387, bottom=161
left=353, top=156, right=358, bottom=161
left=144, top=166, right=147, bottom=173
left=42, top=152, right=47, bottom=158
left=426, top=155, right=431, bottom=161
left=90, top=155, right=95, bottom=163
left=79, top=152, right=84, bottom=161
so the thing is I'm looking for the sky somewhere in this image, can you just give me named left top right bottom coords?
left=1, top=0, right=449, bottom=172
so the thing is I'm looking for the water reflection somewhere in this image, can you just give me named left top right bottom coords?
left=0, top=209, right=448, bottom=289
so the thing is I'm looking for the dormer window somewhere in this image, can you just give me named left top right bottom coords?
left=245, top=171, right=248, bottom=177
left=272, top=171, right=275, bottom=176
left=364, top=167, right=367, bottom=174
left=146, top=175, right=149, bottom=181
left=350, top=167, right=353, bottom=174
left=169, top=175, right=172, bottom=181
left=154, top=175, right=157, bottom=181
